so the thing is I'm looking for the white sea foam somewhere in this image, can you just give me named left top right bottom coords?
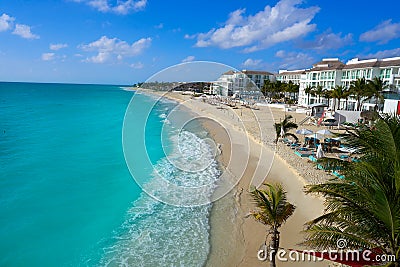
left=120, top=87, right=135, bottom=91
left=100, top=126, right=219, bottom=266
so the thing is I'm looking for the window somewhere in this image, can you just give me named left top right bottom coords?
left=351, top=70, right=356, bottom=79
left=380, top=69, right=385, bottom=78
left=386, top=69, right=391, bottom=79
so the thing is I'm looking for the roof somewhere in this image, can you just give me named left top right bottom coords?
left=222, top=70, right=235, bottom=75
left=378, top=58, right=400, bottom=67
left=343, top=57, right=400, bottom=69
left=242, top=70, right=274, bottom=75
left=343, top=61, right=377, bottom=69
left=277, top=70, right=306, bottom=75
left=309, top=59, right=345, bottom=71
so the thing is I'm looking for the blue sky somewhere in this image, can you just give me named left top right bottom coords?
left=1, top=0, right=400, bottom=85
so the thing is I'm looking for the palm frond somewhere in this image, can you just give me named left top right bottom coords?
left=250, top=183, right=296, bottom=229
left=303, top=115, right=400, bottom=256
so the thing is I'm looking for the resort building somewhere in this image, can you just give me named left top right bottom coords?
left=211, top=70, right=275, bottom=96
left=280, top=56, right=400, bottom=110
left=276, top=69, right=306, bottom=85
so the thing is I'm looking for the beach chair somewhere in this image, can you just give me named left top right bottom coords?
left=332, top=171, right=345, bottom=179
left=294, top=149, right=315, bottom=157
left=308, top=155, right=317, bottom=162
left=289, top=143, right=300, bottom=149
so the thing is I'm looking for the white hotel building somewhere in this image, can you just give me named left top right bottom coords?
left=277, top=57, right=400, bottom=110
left=211, top=70, right=275, bottom=96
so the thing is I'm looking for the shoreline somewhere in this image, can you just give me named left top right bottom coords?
left=139, top=89, right=328, bottom=266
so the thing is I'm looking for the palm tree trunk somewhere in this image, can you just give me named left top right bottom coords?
left=269, top=228, right=280, bottom=267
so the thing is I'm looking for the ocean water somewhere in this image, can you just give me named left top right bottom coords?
left=0, top=83, right=220, bottom=266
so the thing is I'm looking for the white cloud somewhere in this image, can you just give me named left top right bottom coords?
left=87, top=52, right=110, bottom=63
left=193, top=0, right=320, bottom=52
left=184, top=34, right=196, bottom=39
left=73, top=0, right=147, bottom=14
left=181, top=56, right=195, bottom=63
left=81, top=36, right=151, bottom=63
left=12, top=24, right=39, bottom=39
left=275, top=50, right=314, bottom=70
left=360, top=20, right=400, bottom=44
left=242, top=58, right=263, bottom=68
left=42, top=53, right=55, bottom=61
left=0, top=13, right=15, bottom=32
left=300, top=31, right=353, bottom=51
left=130, top=62, right=144, bottom=69
left=154, top=23, right=163, bottom=29
left=50, top=43, right=68, bottom=50
left=362, top=48, right=400, bottom=59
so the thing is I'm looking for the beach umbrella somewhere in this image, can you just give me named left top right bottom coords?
left=306, top=133, right=324, bottom=140
left=296, top=128, right=313, bottom=135
left=316, top=129, right=333, bottom=136
left=316, top=144, right=324, bottom=159
left=296, top=129, right=313, bottom=146
left=306, top=133, right=324, bottom=147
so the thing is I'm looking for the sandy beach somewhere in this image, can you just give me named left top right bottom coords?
left=143, top=90, right=333, bottom=266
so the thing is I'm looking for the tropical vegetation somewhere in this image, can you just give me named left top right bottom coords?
left=302, top=114, right=400, bottom=267
left=313, top=85, right=324, bottom=103
left=365, top=77, right=387, bottom=106
left=273, top=115, right=298, bottom=143
left=304, top=85, right=314, bottom=106
left=330, top=85, right=347, bottom=111
left=262, top=80, right=299, bottom=104
left=250, top=183, right=296, bottom=267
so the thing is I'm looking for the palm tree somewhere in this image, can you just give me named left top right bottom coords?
left=330, top=85, right=346, bottom=111
left=250, top=183, right=296, bottom=267
left=314, top=85, right=324, bottom=103
left=349, top=77, right=367, bottom=111
left=285, top=81, right=299, bottom=103
left=274, top=114, right=298, bottom=143
left=322, top=89, right=332, bottom=107
left=262, top=79, right=272, bottom=101
left=274, top=81, right=284, bottom=101
left=366, top=77, right=386, bottom=109
left=343, top=87, right=351, bottom=110
left=302, top=114, right=400, bottom=266
left=304, top=85, right=314, bottom=106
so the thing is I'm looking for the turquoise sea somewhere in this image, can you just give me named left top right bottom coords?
left=0, top=82, right=219, bottom=266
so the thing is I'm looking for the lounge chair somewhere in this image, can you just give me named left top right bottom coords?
left=332, top=170, right=345, bottom=179
left=308, top=155, right=317, bottom=162
left=289, top=143, right=300, bottom=149
left=294, top=149, right=315, bottom=157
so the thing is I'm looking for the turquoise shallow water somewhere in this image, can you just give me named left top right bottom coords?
left=0, top=82, right=219, bottom=266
